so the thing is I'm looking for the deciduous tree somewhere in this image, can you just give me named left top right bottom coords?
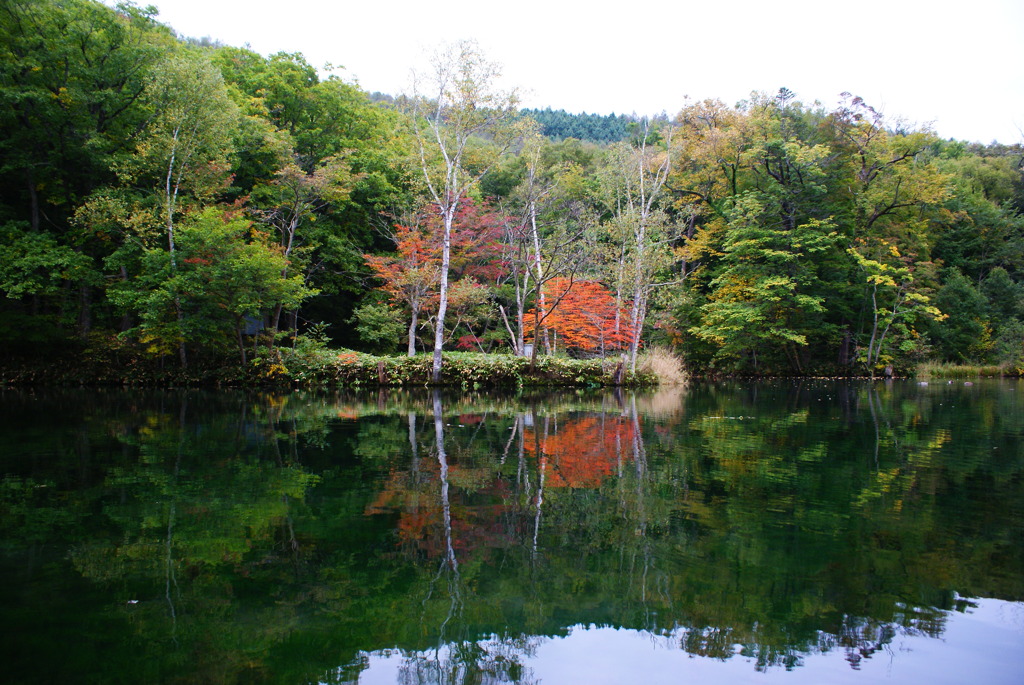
left=600, top=119, right=676, bottom=370
left=847, top=240, right=943, bottom=375
left=526, top=277, right=634, bottom=355
left=410, top=40, right=522, bottom=381
left=364, top=221, right=441, bottom=356
left=111, top=208, right=314, bottom=363
left=695, top=195, right=838, bottom=372
left=364, top=199, right=507, bottom=355
left=498, top=133, right=595, bottom=359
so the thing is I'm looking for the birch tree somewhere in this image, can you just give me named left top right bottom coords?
left=107, top=51, right=237, bottom=366
left=499, top=135, right=594, bottom=360
left=134, top=52, right=238, bottom=267
left=602, top=120, right=676, bottom=371
left=410, top=40, right=521, bottom=382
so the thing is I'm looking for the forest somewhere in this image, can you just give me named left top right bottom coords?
left=2, top=0, right=1023, bottom=380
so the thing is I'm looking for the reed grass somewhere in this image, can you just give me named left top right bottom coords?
left=637, top=346, right=688, bottom=385
left=914, top=362, right=1017, bottom=379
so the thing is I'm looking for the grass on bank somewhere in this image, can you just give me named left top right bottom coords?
left=637, top=346, right=687, bottom=385
left=914, top=362, right=1021, bottom=379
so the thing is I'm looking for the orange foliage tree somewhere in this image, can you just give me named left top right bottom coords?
left=364, top=222, right=440, bottom=356
left=524, top=416, right=635, bottom=488
left=526, top=277, right=635, bottom=356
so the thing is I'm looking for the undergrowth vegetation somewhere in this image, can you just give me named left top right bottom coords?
left=262, top=345, right=656, bottom=389
left=0, top=334, right=658, bottom=388
left=637, top=347, right=687, bottom=385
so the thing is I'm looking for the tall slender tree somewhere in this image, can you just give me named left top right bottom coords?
left=601, top=119, right=676, bottom=370
left=498, top=134, right=594, bottom=359
left=410, top=40, right=522, bottom=381
left=120, top=51, right=238, bottom=365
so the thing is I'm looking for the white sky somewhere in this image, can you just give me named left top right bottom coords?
left=134, top=0, right=1022, bottom=144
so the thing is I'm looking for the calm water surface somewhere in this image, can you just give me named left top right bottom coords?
left=1, top=381, right=1022, bottom=684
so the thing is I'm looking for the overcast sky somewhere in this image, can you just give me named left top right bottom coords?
left=135, top=0, right=1023, bottom=144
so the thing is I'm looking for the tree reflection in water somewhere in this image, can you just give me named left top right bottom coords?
left=0, top=382, right=1021, bottom=684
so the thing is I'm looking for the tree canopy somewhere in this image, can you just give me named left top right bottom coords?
left=2, top=1, right=1022, bottom=377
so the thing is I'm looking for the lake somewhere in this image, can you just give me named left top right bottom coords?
left=1, top=380, right=1022, bottom=684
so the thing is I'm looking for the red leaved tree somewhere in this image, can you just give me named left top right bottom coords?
left=364, top=200, right=508, bottom=356
left=364, top=222, right=440, bottom=356
left=526, top=277, right=635, bottom=356
left=523, top=416, right=635, bottom=488
left=444, top=200, right=507, bottom=283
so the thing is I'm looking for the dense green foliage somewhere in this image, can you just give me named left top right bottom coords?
left=2, top=0, right=1022, bottom=380
left=521, top=107, right=633, bottom=143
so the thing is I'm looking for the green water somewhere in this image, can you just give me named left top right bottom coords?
left=1, top=381, right=1022, bottom=684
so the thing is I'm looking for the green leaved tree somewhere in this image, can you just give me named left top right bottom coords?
left=695, top=194, right=838, bottom=372
left=110, top=209, right=314, bottom=364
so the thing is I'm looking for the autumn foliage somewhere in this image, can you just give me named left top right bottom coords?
left=524, top=416, right=636, bottom=488
left=364, top=462, right=513, bottom=559
left=364, top=222, right=441, bottom=313
left=527, top=278, right=636, bottom=354
left=440, top=200, right=507, bottom=283
left=364, top=200, right=507, bottom=326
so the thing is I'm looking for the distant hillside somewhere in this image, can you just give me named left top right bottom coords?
left=366, top=95, right=632, bottom=145
left=521, top=108, right=633, bottom=143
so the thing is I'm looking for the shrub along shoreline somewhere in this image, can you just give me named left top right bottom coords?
left=255, top=349, right=659, bottom=389
left=5, top=335, right=1017, bottom=388
left=0, top=337, right=660, bottom=388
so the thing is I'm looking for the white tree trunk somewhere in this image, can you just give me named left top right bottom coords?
left=432, top=209, right=454, bottom=381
